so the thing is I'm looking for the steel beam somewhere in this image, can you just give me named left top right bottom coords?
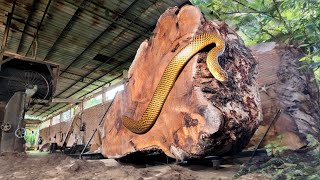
left=51, top=98, right=83, bottom=103
left=59, top=0, right=142, bottom=75
left=55, top=36, right=139, bottom=99
left=31, top=52, right=132, bottom=116
left=62, top=71, right=109, bottom=83
left=25, top=0, right=52, bottom=56
left=9, top=15, right=40, bottom=30
left=90, top=1, right=149, bottom=30
left=38, top=74, right=122, bottom=117
left=31, top=0, right=186, bottom=117
left=1, top=0, right=17, bottom=71
left=64, top=0, right=150, bottom=38
left=24, top=119, right=42, bottom=124
left=1, top=0, right=17, bottom=49
left=31, top=0, right=90, bottom=59
left=3, top=23, right=34, bottom=37
left=61, top=55, right=133, bottom=98
left=17, top=0, right=40, bottom=53
left=30, top=0, right=143, bottom=116
left=35, top=58, right=129, bottom=116
left=59, top=75, right=101, bottom=87
left=32, top=12, right=151, bottom=116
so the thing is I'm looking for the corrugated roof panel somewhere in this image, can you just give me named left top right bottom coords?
left=0, top=0, right=188, bottom=119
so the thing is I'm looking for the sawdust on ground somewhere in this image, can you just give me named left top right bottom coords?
left=0, top=152, right=265, bottom=180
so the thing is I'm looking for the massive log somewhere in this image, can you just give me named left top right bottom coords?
left=100, top=5, right=262, bottom=160
left=248, top=43, right=320, bottom=149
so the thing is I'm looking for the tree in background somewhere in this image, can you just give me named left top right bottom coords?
left=191, top=0, right=320, bottom=80
left=189, top=2, right=320, bottom=178
left=25, top=129, right=38, bottom=147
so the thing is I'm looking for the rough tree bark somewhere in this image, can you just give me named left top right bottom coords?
left=100, top=5, right=262, bottom=160
left=249, top=43, right=320, bottom=149
left=276, top=47, right=320, bottom=139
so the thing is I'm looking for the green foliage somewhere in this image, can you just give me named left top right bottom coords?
left=83, top=94, right=102, bottom=109
left=191, top=0, right=320, bottom=78
left=24, top=129, right=37, bottom=146
left=265, top=135, right=286, bottom=157
left=234, top=134, right=320, bottom=179
left=306, top=134, right=320, bottom=162
left=308, top=174, right=320, bottom=180
left=307, top=134, right=320, bottom=148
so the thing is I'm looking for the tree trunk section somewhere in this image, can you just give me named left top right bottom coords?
left=100, top=5, right=262, bottom=160
left=249, top=43, right=320, bottom=149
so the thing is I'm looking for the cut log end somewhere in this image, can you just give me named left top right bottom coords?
left=100, top=5, right=262, bottom=160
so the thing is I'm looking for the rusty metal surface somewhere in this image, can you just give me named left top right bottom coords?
left=0, top=92, right=25, bottom=152
left=0, top=0, right=187, bottom=119
left=0, top=103, right=5, bottom=146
